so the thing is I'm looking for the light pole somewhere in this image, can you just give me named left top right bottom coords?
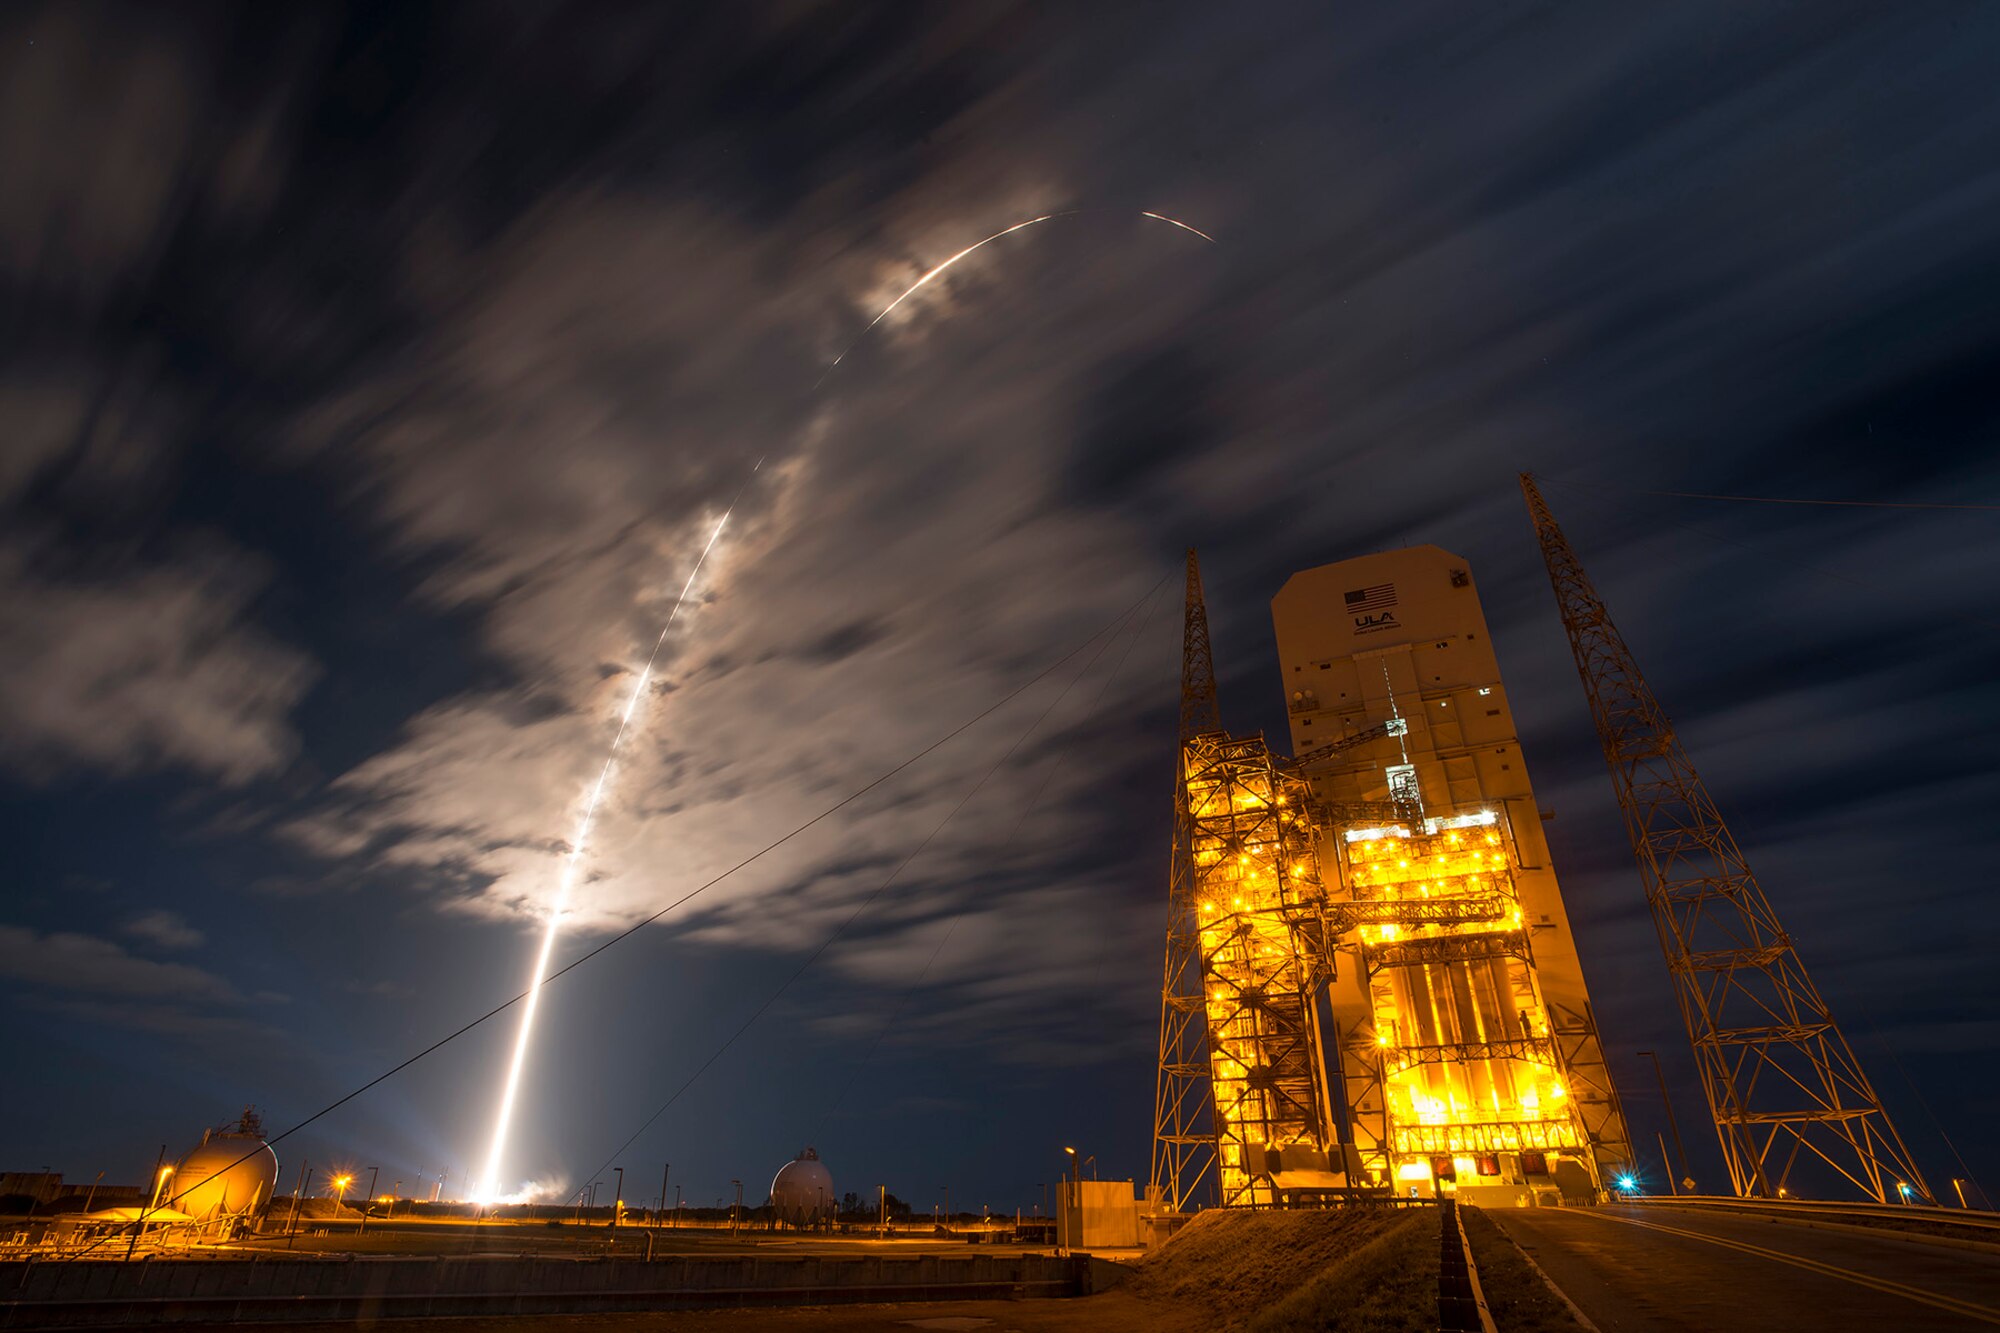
left=82, top=1171, right=105, bottom=1214
left=612, top=1167, right=624, bottom=1228
left=127, top=1147, right=167, bottom=1262
left=1638, top=1050, right=1691, bottom=1193
left=673, top=1184, right=681, bottom=1226
left=941, top=1185, right=950, bottom=1229
left=286, top=1163, right=312, bottom=1246
left=360, top=1167, right=379, bottom=1232
left=731, top=1180, right=743, bottom=1235
left=331, top=1173, right=353, bottom=1229
left=659, top=1163, right=671, bottom=1226
left=878, top=1184, right=887, bottom=1237
left=1061, top=1147, right=1079, bottom=1253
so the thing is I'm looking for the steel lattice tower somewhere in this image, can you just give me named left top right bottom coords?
left=1150, top=550, right=1223, bottom=1210
left=1521, top=474, right=1931, bottom=1203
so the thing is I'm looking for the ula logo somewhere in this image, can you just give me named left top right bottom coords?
left=1345, top=583, right=1400, bottom=634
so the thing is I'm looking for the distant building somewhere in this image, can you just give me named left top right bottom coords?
left=0, top=1172, right=63, bottom=1206
left=1271, top=544, right=1630, bottom=1201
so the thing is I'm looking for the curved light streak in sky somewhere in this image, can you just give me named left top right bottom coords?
left=816, top=209, right=1216, bottom=385
left=478, top=205, right=1215, bottom=1199
left=1139, top=210, right=1217, bottom=243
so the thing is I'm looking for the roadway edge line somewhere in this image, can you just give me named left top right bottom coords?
left=1645, top=1207, right=2000, bottom=1259
left=1485, top=1212, right=1602, bottom=1333
left=1585, top=1210, right=2000, bottom=1327
left=1629, top=1199, right=2000, bottom=1254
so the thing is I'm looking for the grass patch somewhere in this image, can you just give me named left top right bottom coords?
left=1244, top=1209, right=1437, bottom=1333
left=1461, top=1206, right=1582, bottom=1331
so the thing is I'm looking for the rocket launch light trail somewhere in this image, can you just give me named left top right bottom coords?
left=816, top=209, right=1216, bottom=385
left=474, top=483, right=747, bottom=1204
left=1140, top=211, right=1217, bottom=244
left=110, top=204, right=1221, bottom=1235
left=475, top=206, right=1217, bottom=1200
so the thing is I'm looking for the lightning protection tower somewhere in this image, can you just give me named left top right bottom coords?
left=1150, top=550, right=1221, bottom=1210
left=1151, top=551, right=1342, bottom=1210
left=1521, top=474, right=1930, bottom=1203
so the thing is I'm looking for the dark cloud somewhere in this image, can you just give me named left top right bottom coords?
left=0, top=541, right=316, bottom=784
left=794, top=618, right=894, bottom=665
left=0, top=925, right=234, bottom=1001
left=121, top=910, right=204, bottom=952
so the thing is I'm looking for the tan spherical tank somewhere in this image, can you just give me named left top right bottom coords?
left=769, top=1147, right=834, bottom=1227
left=167, top=1113, right=279, bottom=1222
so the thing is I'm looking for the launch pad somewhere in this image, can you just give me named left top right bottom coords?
left=1152, top=546, right=1627, bottom=1211
left=1154, top=491, right=1936, bottom=1213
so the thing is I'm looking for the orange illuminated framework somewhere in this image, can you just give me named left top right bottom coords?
left=1335, top=809, right=1593, bottom=1183
left=1182, top=731, right=1339, bottom=1207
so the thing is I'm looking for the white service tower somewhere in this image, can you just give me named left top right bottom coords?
left=1271, top=545, right=1630, bottom=1203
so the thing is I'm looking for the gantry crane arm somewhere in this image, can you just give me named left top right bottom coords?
left=1293, top=718, right=1403, bottom=766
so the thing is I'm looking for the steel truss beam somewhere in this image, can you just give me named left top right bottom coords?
left=1182, top=731, right=1338, bottom=1208
left=1151, top=551, right=1223, bottom=1211
left=1522, top=474, right=1931, bottom=1204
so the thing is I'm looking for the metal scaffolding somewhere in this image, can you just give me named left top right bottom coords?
left=1332, top=812, right=1593, bottom=1173
left=1182, top=731, right=1338, bottom=1207
left=1521, top=473, right=1931, bottom=1203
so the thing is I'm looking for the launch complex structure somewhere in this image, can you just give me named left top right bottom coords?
left=1150, top=477, right=1930, bottom=1211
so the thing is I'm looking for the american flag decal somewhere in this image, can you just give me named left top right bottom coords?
left=1345, top=584, right=1397, bottom=614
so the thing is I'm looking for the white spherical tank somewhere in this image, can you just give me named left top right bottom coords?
left=168, top=1112, right=279, bottom=1222
left=769, top=1147, right=834, bottom=1227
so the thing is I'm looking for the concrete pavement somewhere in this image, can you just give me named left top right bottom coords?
left=1486, top=1203, right=2000, bottom=1332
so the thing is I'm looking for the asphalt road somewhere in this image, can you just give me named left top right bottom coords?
left=1488, top=1204, right=2000, bottom=1332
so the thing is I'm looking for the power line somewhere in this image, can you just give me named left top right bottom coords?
left=1646, top=489, right=2000, bottom=513
left=59, top=571, right=1167, bottom=1259
left=810, top=575, right=1167, bottom=1142
left=1860, top=1013, right=1989, bottom=1210
left=579, top=581, right=1166, bottom=1189
left=1541, top=474, right=2000, bottom=633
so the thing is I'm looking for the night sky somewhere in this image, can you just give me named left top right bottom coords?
left=3, top=3, right=1997, bottom=1214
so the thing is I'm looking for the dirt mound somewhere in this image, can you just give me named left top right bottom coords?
left=1247, top=1212, right=1438, bottom=1333
left=1126, top=1206, right=1409, bottom=1318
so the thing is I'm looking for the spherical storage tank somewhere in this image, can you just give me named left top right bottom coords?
left=769, top=1147, right=834, bottom=1227
left=168, top=1109, right=279, bottom=1222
